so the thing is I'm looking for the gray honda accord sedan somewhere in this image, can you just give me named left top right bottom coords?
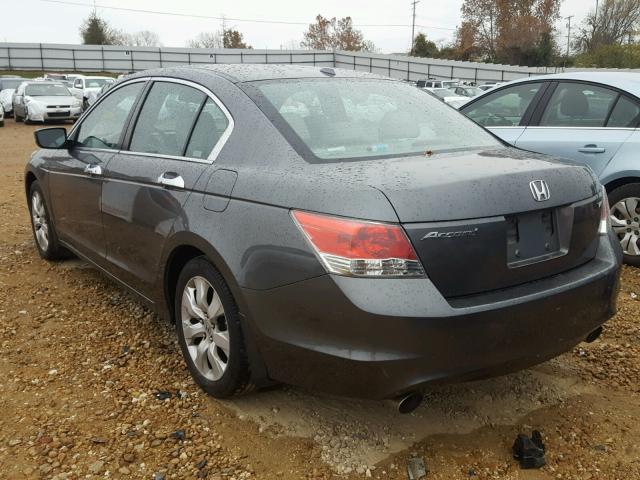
left=25, top=65, right=622, bottom=409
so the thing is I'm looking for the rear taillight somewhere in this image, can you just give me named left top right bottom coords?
left=292, top=210, right=425, bottom=277
left=600, top=186, right=611, bottom=235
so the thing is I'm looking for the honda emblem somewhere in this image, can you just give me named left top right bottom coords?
left=529, top=180, right=550, bottom=202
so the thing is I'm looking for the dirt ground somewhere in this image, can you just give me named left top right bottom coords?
left=1, top=120, right=639, bottom=480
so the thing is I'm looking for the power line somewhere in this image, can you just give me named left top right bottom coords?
left=40, top=0, right=457, bottom=30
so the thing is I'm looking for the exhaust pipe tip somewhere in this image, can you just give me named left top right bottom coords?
left=396, top=392, right=423, bottom=414
left=585, top=326, right=603, bottom=343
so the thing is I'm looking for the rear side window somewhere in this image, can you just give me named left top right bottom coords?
left=184, top=98, right=230, bottom=159
left=463, top=83, right=542, bottom=127
left=540, top=82, right=618, bottom=127
left=75, top=82, right=144, bottom=149
left=607, top=96, right=640, bottom=128
left=130, top=82, right=205, bottom=156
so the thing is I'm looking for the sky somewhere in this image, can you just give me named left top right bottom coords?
left=0, top=0, right=597, bottom=53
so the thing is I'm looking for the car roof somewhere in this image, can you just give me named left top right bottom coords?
left=507, top=72, right=640, bottom=98
left=133, top=64, right=392, bottom=84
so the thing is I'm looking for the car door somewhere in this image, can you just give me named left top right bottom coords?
left=101, top=79, right=232, bottom=293
left=12, top=82, right=26, bottom=117
left=46, top=80, right=146, bottom=262
left=70, top=78, right=84, bottom=100
left=514, top=82, right=637, bottom=176
left=461, top=81, right=548, bottom=145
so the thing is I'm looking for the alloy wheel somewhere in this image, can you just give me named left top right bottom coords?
left=180, top=276, right=230, bottom=381
left=611, top=197, right=640, bottom=256
left=31, top=191, right=49, bottom=251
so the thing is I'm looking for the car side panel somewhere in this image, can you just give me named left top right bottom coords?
left=599, top=129, right=640, bottom=187
left=515, top=127, right=634, bottom=176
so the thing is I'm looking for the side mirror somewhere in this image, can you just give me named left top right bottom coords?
left=34, top=127, right=68, bottom=149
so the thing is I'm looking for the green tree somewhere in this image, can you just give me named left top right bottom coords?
left=575, top=43, right=640, bottom=68
left=79, top=10, right=123, bottom=45
left=412, top=33, right=439, bottom=57
left=222, top=29, right=252, bottom=49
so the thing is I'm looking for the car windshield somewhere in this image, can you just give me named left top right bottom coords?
left=249, top=79, right=499, bottom=161
left=431, top=88, right=457, bottom=99
left=0, top=79, right=24, bottom=90
left=85, top=78, right=112, bottom=88
left=463, top=87, right=483, bottom=96
left=25, top=83, right=71, bottom=96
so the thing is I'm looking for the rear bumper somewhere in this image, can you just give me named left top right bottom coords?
left=242, top=232, right=622, bottom=399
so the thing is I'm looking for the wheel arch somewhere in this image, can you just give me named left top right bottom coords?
left=160, top=232, right=272, bottom=387
left=602, top=172, right=640, bottom=193
left=160, top=232, right=245, bottom=324
left=25, top=170, right=38, bottom=199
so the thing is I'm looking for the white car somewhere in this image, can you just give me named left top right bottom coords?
left=69, top=75, right=115, bottom=108
left=12, top=81, right=82, bottom=123
left=425, top=87, right=469, bottom=108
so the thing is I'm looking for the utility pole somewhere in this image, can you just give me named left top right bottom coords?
left=410, top=0, right=420, bottom=55
left=564, top=15, right=574, bottom=69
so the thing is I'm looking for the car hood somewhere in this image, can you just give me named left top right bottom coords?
left=26, top=95, right=76, bottom=105
left=317, top=147, right=598, bottom=223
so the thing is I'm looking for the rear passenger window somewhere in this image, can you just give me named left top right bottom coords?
left=540, top=83, right=618, bottom=127
left=184, top=98, right=230, bottom=159
left=607, top=96, right=640, bottom=128
left=130, top=82, right=205, bottom=156
left=463, top=83, right=542, bottom=127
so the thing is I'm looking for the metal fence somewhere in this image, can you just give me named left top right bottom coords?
left=1, top=42, right=639, bottom=83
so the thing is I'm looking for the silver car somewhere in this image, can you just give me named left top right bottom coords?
left=12, top=81, right=82, bottom=123
left=461, top=72, right=640, bottom=265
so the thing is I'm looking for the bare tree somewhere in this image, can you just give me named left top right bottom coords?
left=123, top=30, right=161, bottom=47
left=188, top=32, right=223, bottom=49
left=576, top=0, right=640, bottom=52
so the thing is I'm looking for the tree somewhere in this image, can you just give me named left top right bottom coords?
left=222, top=29, right=252, bottom=49
left=123, top=30, right=161, bottom=47
left=301, top=14, right=374, bottom=51
left=79, top=10, right=123, bottom=45
left=188, top=32, right=223, bottom=49
left=301, top=15, right=335, bottom=49
left=575, top=43, right=640, bottom=67
left=455, top=0, right=561, bottom=65
left=333, top=17, right=364, bottom=50
left=576, top=0, right=640, bottom=53
left=412, top=33, right=439, bottom=57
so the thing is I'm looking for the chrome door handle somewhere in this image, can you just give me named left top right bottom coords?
left=158, top=172, right=184, bottom=189
left=84, top=164, right=102, bottom=175
left=578, top=145, right=605, bottom=154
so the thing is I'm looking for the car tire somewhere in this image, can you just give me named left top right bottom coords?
left=608, top=183, right=640, bottom=266
left=0, top=120, right=4, bottom=127
left=82, top=98, right=89, bottom=110
left=15, top=110, right=23, bottom=122
left=175, top=257, right=253, bottom=398
left=28, top=181, right=67, bottom=260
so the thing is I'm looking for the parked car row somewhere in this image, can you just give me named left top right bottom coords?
left=0, top=73, right=116, bottom=127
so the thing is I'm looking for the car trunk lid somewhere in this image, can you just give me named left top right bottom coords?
left=363, top=148, right=602, bottom=298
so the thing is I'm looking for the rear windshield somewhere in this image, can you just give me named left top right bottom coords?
left=246, top=78, right=499, bottom=161
left=25, top=83, right=71, bottom=96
